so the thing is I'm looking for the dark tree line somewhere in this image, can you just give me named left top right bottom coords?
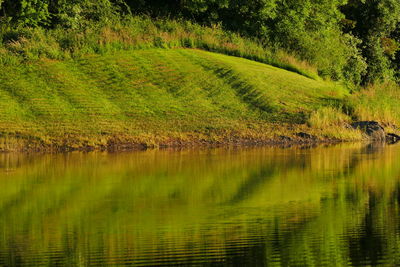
left=0, top=0, right=399, bottom=85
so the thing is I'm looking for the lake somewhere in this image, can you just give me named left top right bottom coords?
left=1, top=143, right=400, bottom=266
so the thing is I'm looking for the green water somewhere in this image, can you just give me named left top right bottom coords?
left=1, top=143, right=400, bottom=266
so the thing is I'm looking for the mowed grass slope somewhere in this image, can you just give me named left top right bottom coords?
left=0, top=49, right=350, bottom=150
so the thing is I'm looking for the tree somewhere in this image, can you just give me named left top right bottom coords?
left=0, top=0, right=50, bottom=26
left=341, top=0, right=400, bottom=83
left=48, top=0, right=119, bottom=29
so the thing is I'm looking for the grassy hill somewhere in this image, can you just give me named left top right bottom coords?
left=0, top=48, right=361, bottom=151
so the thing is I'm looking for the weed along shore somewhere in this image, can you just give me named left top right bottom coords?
left=1, top=121, right=399, bottom=152
left=0, top=127, right=342, bottom=153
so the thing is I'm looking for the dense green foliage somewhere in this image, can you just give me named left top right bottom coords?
left=1, top=0, right=399, bottom=86
left=341, top=0, right=400, bottom=83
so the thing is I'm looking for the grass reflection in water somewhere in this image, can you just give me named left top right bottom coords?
left=0, top=143, right=400, bottom=266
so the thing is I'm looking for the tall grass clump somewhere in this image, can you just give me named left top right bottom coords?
left=307, top=106, right=361, bottom=140
left=308, top=106, right=351, bottom=128
left=347, top=82, right=400, bottom=126
left=0, top=16, right=319, bottom=79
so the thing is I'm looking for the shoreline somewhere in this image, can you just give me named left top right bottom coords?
left=1, top=120, right=398, bottom=153
left=0, top=133, right=359, bottom=153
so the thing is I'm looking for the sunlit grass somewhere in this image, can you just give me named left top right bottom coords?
left=348, top=82, right=400, bottom=128
left=0, top=49, right=350, bottom=151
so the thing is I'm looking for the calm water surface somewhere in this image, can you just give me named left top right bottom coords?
left=1, top=143, right=400, bottom=266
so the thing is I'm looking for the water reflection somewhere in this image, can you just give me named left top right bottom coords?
left=1, top=143, right=400, bottom=266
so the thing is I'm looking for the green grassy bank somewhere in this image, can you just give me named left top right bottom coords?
left=0, top=16, right=399, bottom=152
left=0, top=48, right=363, bottom=151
